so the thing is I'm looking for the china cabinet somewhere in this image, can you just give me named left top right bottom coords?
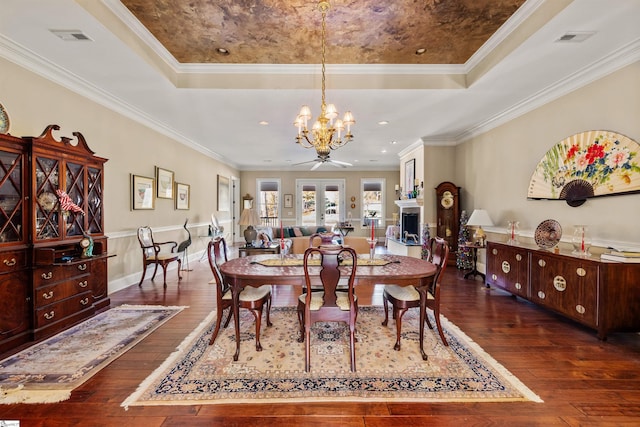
left=486, top=241, right=640, bottom=339
left=0, top=125, right=110, bottom=353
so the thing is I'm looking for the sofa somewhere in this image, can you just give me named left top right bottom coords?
left=256, top=225, right=370, bottom=255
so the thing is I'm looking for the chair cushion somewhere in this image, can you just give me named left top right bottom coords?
left=298, top=291, right=356, bottom=311
left=384, top=284, right=435, bottom=301
left=221, top=285, right=271, bottom=301
left=153, top=252, right=179, bottom=261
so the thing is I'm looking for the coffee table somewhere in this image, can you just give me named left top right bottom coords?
left=238, top=244, right=280, bottom=257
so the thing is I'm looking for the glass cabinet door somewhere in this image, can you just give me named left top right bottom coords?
left=65, top=161, right=85, bottom=237
left=87, top=166, right=103, bottom=234
left=0, top=150, right=24, bottom=243
left=34, top=156, right=60, bottom=240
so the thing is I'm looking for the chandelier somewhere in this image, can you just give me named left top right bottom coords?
left=294, top=1, right=355, bottom=158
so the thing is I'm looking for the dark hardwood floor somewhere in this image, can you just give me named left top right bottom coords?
left=2, top=245, right=640, bottom=426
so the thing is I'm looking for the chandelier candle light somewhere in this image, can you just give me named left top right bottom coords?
left=294, top=1, right=355, bottom=159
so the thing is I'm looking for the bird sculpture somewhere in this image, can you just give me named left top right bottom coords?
left=177, top=218, right=192, bottom=270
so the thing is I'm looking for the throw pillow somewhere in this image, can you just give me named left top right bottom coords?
left=293, top=227, right=303, bottom=237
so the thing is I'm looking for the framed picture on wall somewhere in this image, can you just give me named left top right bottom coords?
left=217, top=175, right=230, bottom=212
left=175, top=182, right=190, bottom=210
left=131, top=174, right=155, bottom=210
left=284, top=194, right=293, bottom=208
left=404, top=159, right=415, bottom=195
left=155, top=166, right=174, bottom=199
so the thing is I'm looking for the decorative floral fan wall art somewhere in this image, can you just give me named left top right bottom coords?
left=528, top=130, right=640, bottom=206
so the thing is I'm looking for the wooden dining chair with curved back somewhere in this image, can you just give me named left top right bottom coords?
left=207, top=236, right=272, bottom=351
left=297, top=245, right=358, bottom=372
left=137, top=226, right=182, bottom=288
left=381, top=236, right=450, bottom=359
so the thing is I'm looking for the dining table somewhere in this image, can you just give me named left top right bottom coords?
left=219, top=253, right=438, bottom=361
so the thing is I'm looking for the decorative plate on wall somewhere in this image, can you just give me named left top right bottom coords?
left=0, top=102, right=9, bottom=134
left=534, top=219, right=562, bottom=249
left=527, top=130, right=640, bottom=206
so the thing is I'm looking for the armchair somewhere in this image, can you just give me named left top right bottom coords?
left=137, top=226, right=182, bottom=288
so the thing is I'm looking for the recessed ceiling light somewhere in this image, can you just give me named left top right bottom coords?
left=378, top=120, right=389, bottom=125
left=217, top=47, right=230, bottom=55
left=390, top=141, right=397, bottom=145
left=259, top=121, right=269, bottom=125
left=381, top=149, right=387, bottom=153
left=415, top=48, right=426, bottom=55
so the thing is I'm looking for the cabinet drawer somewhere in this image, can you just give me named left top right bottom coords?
left=35, top=276, right=91, bottom=307
left=34, top=261, right=91, bottom=286
left=0, top=250, right=27, bottom=274
left=35, top=291, right=92, bottom=328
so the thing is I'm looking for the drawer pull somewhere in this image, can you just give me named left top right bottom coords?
left=43, top=291, right=54, bottom=300
left=78, top=263, right=87, bottom=271
left=3, top=258, right=16, bottom=266
left=80, top=297, right=89, bottom=306
left=79, top=280, right=88, bottom=288
left=44, top=311, right=55, bottom=320
left=41, top=271, right=53, bottom=280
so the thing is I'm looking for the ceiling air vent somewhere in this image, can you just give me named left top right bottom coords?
left=49, top=30, right=93, bottom=42
left=556, top=31, right=596, bottom=43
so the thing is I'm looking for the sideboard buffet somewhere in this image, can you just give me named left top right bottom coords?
left=486, top=241, right=640, bottom=339
left=0, top=125, right=111, bottom=354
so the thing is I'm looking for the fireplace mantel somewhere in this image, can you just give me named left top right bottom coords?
left=394, top=199, right=423, bottom=208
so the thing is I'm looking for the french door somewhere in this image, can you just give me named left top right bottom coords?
left=296, top=179, right=345, bottom=227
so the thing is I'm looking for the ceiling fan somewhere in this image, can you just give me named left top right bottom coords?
left=293, top=154, right=352, bottom=171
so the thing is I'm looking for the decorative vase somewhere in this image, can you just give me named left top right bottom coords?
left=571, top=225, right=590, bottom=256
left=507, top=220, right=519, bottom=245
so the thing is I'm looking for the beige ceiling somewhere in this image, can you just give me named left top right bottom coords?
left=121, top=0, right=526, bottom=65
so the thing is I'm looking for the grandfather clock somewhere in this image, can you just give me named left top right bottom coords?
left=435, top=182, right=460, bottom=260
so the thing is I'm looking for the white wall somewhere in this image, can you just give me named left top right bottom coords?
left=455, top=61, right=640, bottom=251
left=0, top=57, right=238, bottom=292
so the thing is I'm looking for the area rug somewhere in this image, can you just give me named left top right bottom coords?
left=122, top=306, right=542, bottom=407
left=0, top=304, right=185, bottom=404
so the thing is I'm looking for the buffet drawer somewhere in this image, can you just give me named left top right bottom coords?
left=35, top=275, right=91, bottom=307
left=0, top=250, right=27, bottom=274
left=33, top=261, right=92, bottom=286
left=35, top=291, right=92, bottom=328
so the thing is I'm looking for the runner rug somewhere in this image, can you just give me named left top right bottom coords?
left=122, top=306, right=542, bottom=407
left=0, top=304, right=185, bottom=404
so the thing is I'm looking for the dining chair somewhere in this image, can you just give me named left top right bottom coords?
left=137, top=226, right=182, bottom=288
left=207, top=237, right=272, bottom=351
left=297, top=245, right=358, bottom=372
left=381, top=237, right=450, bottom=358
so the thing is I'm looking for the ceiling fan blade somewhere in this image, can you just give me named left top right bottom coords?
left=310, top=161, right=323, bottom=171
left=327, top=161, right=345, bottom=168
left=330, top=159, right=352, bottom=167
left=292, top=159, right=319, bottom=166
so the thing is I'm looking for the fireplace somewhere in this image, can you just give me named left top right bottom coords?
left=401, top=211, right=419, bottom=241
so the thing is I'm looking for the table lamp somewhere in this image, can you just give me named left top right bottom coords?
left=238, top=208, right=260, bottom=247
left=466, top=209, right=493, bottom=246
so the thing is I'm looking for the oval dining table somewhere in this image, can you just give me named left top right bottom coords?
left=219, top=253, right=438, bottom=361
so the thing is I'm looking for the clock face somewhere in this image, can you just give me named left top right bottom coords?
left=80, top=237, right=91, bottom=248
left=440, top=191, right=454, bottom=209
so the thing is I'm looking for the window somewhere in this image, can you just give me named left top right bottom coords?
left=361, top=179, right=385, bottom=229
left=256, top=179, right=280, bottom=226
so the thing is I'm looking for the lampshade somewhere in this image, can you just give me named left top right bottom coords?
left=239, top=208, right=261, bottom=247
left=238, top=208, right=260, bottom=226
left=466, top=209, right=493, bottom=246
left=466, top=209, right=494, bottom=227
